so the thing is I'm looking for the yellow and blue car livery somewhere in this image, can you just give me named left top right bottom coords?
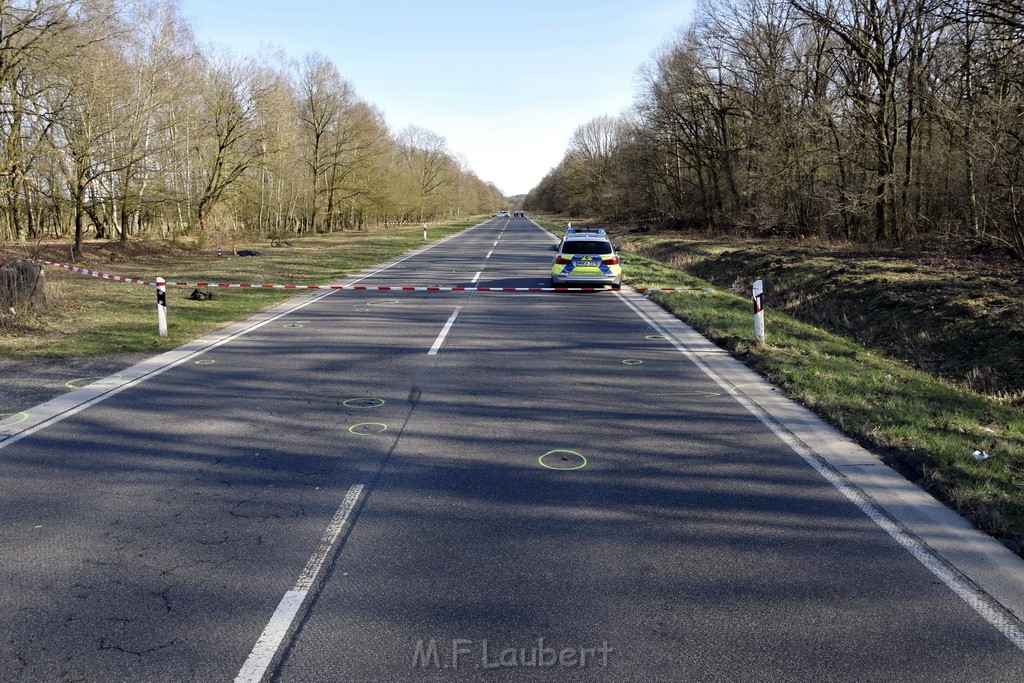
left=549, top=227, right=622, bottom=289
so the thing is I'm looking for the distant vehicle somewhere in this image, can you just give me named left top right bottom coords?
left=496, top=210, right=511, bottom=218
left=548, top=227, right=621, bottom=289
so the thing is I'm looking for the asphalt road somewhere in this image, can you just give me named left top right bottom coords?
left=1, top=216, right=1023, bottom=682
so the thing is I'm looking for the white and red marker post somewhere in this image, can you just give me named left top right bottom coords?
left=752, top=279, right=765, bottom=344
left=156, top=277, right=168, bottom=337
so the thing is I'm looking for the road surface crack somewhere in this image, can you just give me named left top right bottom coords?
left=98, top=638, right=176, bottom=657
left=156, top=586, right=173, bottom=613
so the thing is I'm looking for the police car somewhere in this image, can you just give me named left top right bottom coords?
left=548, top=227, right=622, bottom=288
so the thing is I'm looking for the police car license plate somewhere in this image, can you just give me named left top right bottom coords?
left=576, top=259, right=596, bottom=266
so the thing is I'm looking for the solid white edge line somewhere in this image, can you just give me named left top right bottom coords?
left=614, top=292, right=1024, bottom=652
left=428, top=306, right=462, bottom=356
left=234, top=484, right=365, bottom=683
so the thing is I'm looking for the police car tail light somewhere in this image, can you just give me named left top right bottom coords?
left=555, top=256, right=572, bottom=264
left=602, top=256, right=619, bottom=265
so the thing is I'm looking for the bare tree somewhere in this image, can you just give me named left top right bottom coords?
left=0, top=0, right=75, bottom=243
left=295, top=52, right=346, bottom=232
left=397, top=125, right=454, bottom=222
left=45, top=0, right=129, bottom=254
left=102, top=0, right=193, bottom=243
left=192, top=50, right=268, bottom=233
left=790, top=0, right=927, bottom=239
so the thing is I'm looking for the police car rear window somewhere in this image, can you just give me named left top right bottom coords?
left=560, top=240, right=613, bottom=255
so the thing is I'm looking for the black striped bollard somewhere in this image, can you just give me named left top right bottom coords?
left=157, top=277, right=167, bottom=337
left=752, top=279, right=765, bottom=344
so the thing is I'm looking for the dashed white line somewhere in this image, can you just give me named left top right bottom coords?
left=471, top=271, right=482, bottom=283
left=493, top=241, right=499, bottom=247
left=428, top=306, right=463, bottom=355
left=234, top=484, right=366, bottom=682
left=485, top=251, right=493, bottom=259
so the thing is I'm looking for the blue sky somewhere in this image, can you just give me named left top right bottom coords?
left=178, top=0, right=695, bottom=196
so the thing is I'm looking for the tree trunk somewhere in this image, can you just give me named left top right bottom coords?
left=73, top=179, right=86, bottom=255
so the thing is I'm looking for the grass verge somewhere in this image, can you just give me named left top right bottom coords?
left=0, top=220, right=478, bottom=358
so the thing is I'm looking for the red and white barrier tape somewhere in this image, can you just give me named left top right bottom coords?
left=35, top=259, right=718, bottom=293
left=39, top=260, right=155, bottom=285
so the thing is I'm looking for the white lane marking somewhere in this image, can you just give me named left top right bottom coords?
left=493, top=241, right=499, bottom=247
left=471, top=271, right=481, bottom=284
left=485, top=251, right=493, bottom=259
left=615, top=293, right=1024, bottom=652
left=428, top=306, right=463, bottom=356
left=235, top=484, right=365, bottom=683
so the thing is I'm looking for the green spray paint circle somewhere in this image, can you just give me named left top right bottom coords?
left=539, top=450, right=588, bottom=471
left=349, top=422, right=388, bottom=435
left=195, top=359, right=216, bottom=365
left=729, top=383, right=776, bottom=395
left=342, top=397, right=386, bottom=409
left=728, top=383, right=784, bottom=402
left=65, top=373, right=123, bottom=389
left=623, top=359, right=643, bottom=365
left=0, top=411, right=30, bottom=426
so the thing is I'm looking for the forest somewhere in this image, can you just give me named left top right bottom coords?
left=525, top=0, right=1024, bottom=261
left=0, top=0, right=506, bottom=255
